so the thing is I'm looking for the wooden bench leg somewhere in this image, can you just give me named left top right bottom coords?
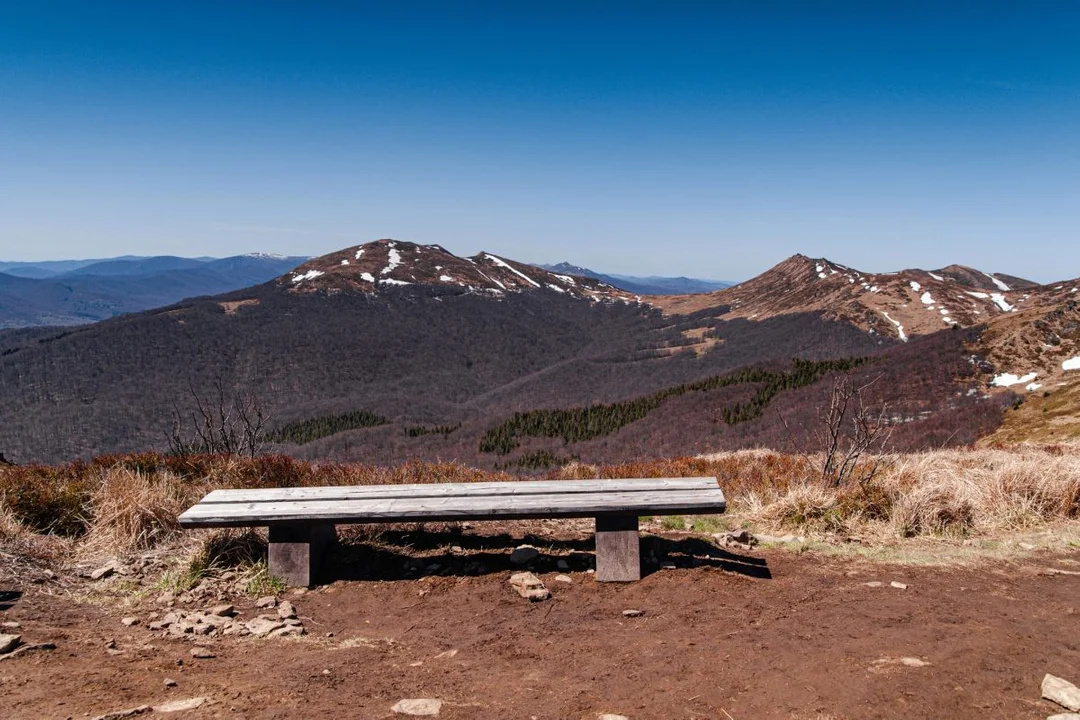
left=268, top=523, right=336, bottom=587
left=595, top=515, right=641, bottom=582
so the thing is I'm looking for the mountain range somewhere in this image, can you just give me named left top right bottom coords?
left=538, top=262, right=732, bottom=295
left=0, top=254, right=307, bottom=328
left=0, top=253, right=733, bottom=328
left=1, top=238, right=1076, bottom=466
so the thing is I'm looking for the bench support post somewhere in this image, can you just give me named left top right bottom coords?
left=595, top=515, right=640, bottom=582
left=268, top=523, right=336, bottom=587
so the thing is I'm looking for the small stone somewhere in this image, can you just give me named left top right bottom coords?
left=508, top=572, right=550, bottom=601
left=121, top=617, right=140, bottom=627
left=450, top=545, right=464, bottom=555
left=154, top=697, right=206, bottom=713
left=148, top=621, right=168, bottom=631
left=245, top=617, right=286, bottom=638
left=1043, top=674, right=1080, bottom=712
left=863, top=581, right=883, bottom=588
left=554, top=574, right=572, bottom=584
left=890, top=581, right=908, bottom=590
left=723, top=530, right=757, bottom=546
left=510, top=545, right=540, bottom=565
left=622, top=609, right=644, bottom=618
left=90, top=565, right=115, bottom=581
left=208, top=604, right=235, bottom=617
left=556, top=559, right=570, bottom=571
left=1019, top=542, right=1036, bottom=550
left=0, top=634, right=22, bottom=654
left=391, top=698, right=443, bottom=716
left=1, top=621, right=21, bottom=629
left=277, top=601, right=297, bottom=620
left=268, top=624, right=305, bottom=638
left=586, top=569, right=595, bottom=575
left=164, top=678, right=177, bottom=687
left=598, top=715, right=631, bottom=720
left=323, top=668, right=331, bottom=675
left=90, top=704, right=152, bottom=720
left=255, top=596, right=277, bottom=609
left=326, top=632, right=335, bottom=638
left=661, top=563, right=677, bottom=570
left=189, top=646, right=215, bottom=659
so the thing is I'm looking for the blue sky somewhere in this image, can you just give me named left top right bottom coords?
left=1, top=2, right=1077, bottom=282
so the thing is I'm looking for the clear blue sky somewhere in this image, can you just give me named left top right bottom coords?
left=1, top=2, right=1077, bottom=282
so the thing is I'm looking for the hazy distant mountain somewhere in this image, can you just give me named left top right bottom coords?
left=0, top=253, right=306, bottom=328
left=539, top=262, right=733, bottom=295
left=59, top=256, right=210, bottom=277
left=0, top=256, right=148, bottom=278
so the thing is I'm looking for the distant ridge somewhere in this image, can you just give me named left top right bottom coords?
left=539, top=261, right=733, bottom=295
left=0, top=253, right=307, bottom=328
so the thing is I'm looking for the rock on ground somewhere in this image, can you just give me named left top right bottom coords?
left=1044, top=674, right=1080, bottom=712
left=0, top=634, right=22, bottom=654
left=189, top=647, right=215, bottom=659
left=154, top=697, right=206, bottom=712
left=391, top=698, right=443, bottom=716
left=510, top=545, right=540, bottom=564
left=508, top=572, right=550, bottom=601
left=245, top=617, right=286, bottom=638
left=90, top=706, right=151, bottom=720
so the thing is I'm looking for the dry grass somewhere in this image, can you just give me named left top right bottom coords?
left=0, top=448, right=1078, bottom=565
left=80, top=467, right=201, bottom=557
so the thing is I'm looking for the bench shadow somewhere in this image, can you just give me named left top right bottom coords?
left=319, top=528, right=771, bottom=583
left=0, top=590, right=22, bottom=611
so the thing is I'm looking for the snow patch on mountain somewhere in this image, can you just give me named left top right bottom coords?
left=989, top=293, right=1014, bottom=312
left=484, top=254, right=540, bottom=287
left=991, top=371, right=1038, bottom=388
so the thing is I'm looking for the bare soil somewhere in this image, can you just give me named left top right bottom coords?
left=3, top=525, right=1080, bottom=720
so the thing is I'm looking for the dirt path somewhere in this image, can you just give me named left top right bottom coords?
left=3, top=539, right=1079, bottom=720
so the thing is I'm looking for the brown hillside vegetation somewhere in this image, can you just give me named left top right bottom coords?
left=3, top=447, right=1079, bottom=553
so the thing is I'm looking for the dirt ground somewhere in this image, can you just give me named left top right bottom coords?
left=3, top=525, right=1080, bottom=720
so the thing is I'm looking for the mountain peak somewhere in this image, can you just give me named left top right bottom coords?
left=279, top=240, right=636, bottom=303
left=653, top=253, right=1045, bottom=342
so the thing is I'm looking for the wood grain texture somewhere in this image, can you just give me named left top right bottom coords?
left=595, top=515, right=641, bottom=582
left=200, top=478, right=718, bottom=504
left=267, top=523, right=336, bottom=587
left=179, top=487, right=726, bottom=528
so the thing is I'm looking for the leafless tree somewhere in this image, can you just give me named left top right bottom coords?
left=777, top=372, right=893, bottom=487
left=168, top=381, right=268, bottom=458
left=815, top=373, right=893, bottom=487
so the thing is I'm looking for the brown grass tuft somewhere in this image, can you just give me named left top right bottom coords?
left=81, top=467, right=202, bottom=555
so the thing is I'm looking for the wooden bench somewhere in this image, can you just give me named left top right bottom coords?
left=178, top=477, right=726, bottom=586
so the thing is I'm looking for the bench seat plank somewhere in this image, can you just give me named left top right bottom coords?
left=199, top=477, right=719, bottom=504
left=179, top=487, right=726, bottom=528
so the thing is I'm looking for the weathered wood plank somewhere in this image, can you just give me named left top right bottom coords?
left=200, top=478, right=718, bottom=504
left=179, top=487, right=726, bottom=527
left=595, top=515, right=641, bottom=582
left=268, top=523, right=336, bottom=587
